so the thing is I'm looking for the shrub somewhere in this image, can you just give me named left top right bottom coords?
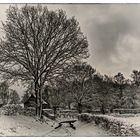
left=78, top=113, right=93, bottom=123
left=1, top=104, right=23, bottom=116
left=78, top=113, right=138, bottom=136
left=113, top=108, right=140, bottom=114
left=23, top=107, right=36, bottom=116
left=92, top=115, right=138, bottom=136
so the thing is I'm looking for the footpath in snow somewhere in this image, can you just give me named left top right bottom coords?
left=47, top=121, right=111, bottom=136
left=0, top=115, right=111, bottom=136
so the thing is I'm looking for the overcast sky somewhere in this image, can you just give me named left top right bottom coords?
left=0, top=4, right=140, bottom=95
left=47, top=4, right=140, bottom=78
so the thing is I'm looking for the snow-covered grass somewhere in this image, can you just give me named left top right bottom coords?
left=111, top=114, right=140, bottom=134
left=92, top=114, right=140, bottom=136
left=44, top=120, right=111, bottom=136
left=78, top=113, right=140, bottom=136
left=0, top=114, right=111, bottom=136
left=0, top=113, right=137, bottom=136
left=0, top=115, right=54, bottom=136
left=102, top=113, right=140, bottom=130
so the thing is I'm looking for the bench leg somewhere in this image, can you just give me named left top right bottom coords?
left=69, top=123, right=76, bottom=130
left=55, top=123, right=62, bottom=129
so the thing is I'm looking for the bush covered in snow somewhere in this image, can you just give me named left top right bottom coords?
left=113, top=108, right=140, bottom=114
left=92, top=115, right=138, bottom=136
left=78, top=113, right=93, bottom=123
left=78, top=113, right=138, bottom=136
left=1, top=104, right=23, bottom=116
left=23, top=107, right=36, bottom=116
left=111, top=113, right=137, bottom=118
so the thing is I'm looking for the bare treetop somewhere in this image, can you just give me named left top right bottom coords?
left=0, top=5, right=88, bottom=83
left=0, top=4, right=89, bottom=117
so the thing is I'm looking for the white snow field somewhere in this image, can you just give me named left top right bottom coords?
left=92, top=114, right=140, bottom=136
left=102, top=114, right=140, bottom=130
left=109, top=114, right=140, bottom=134
left=0, top=115, right=111, bottom=136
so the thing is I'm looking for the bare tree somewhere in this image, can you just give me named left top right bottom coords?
left=92, top=74, right=117, bottom=114
left=48, top=87, right=63, bottom=119
left=0, top=5, right=88, bottom=117
left=63, top=62, right=95, bottom=113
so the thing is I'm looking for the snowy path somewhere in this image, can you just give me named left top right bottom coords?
left=46, top=121, right=112, bottom=136
left=0, top=115, right=111, bottom=136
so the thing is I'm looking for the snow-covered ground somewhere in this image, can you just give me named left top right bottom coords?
left=101, top=114, right=140, bottom=128
left=110, top=114, right=140, bottom=134
left=0, top=115, right=111, bottom=136
left=1, top=113, right=140, bottom=136
left=94, top=113, right=140, bottom=136
left=47, top=121, right=111, bottom=136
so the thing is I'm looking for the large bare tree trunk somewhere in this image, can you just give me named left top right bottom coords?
left=39, top=91, right=43, bottom=118
left=35, top=80, right=44, bottom=118
left=34, top=77, right=44, bottom=118
left=0, top=5, right=89, bottom=119
left=35, top=81, right=40, bottom=117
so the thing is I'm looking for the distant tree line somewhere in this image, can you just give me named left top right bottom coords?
left=21, top=62, right=140, bottom=114
left=0, top=81, right=20, bottom=105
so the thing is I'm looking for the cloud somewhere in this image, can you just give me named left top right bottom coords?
left=12, top=3, right=140, bottom=78
left=52, top=4, right=140, bottom=78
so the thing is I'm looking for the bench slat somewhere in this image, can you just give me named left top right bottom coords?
left=59, top=120, right=77, bottom=124
left=55, top=120, right=77, bottom=130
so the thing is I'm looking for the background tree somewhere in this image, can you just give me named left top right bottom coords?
left=120, top=88, right=137, bottom=109
left=42, top=85, right=51, bottom=108
left=131, top=70, right=140, bottom=86
left=129, top=70, right=140, bottom=108
left=50, top=76, right=75, bottom=110
left=0, top=81, right=9, bottom=104
left=21, top=92, right=30, bottom=104
left=8, top=89, right=20, bottom=104
left=48, top=86, right=66, bottom=119
left=21, top=82, right=34, bottom=103
left=91, top=74, right=117, bottom=114
left=114, top=73, right=127, bottom=99
left=0, top=5, right=88, bottom=117
left=63, top=62, right=95, bottom=113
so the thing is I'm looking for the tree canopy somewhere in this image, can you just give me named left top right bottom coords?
left=0, top=5, right=89, bottom=117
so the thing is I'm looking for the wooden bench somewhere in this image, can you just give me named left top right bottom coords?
left=55, top=120, right=77, bottom=130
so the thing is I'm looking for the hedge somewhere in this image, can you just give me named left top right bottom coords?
left=92, top=115, right=138, bottom=136
left=113, top=108, right=140, bottom=114
left=78, top=113, right=139, bottom=136
left=23, top=107, right=36, bottom=116
left=1, top=104, right=23, bottom=116
left=78, top=113, right=93, bottom=123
